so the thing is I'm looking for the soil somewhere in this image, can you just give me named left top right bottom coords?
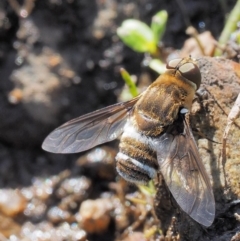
left=0, top=0, right=239, bottom=240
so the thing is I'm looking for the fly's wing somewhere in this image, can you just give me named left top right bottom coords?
left=152, top=117, right=215, bottom=227
left=42, top=97, right=140, bottom=153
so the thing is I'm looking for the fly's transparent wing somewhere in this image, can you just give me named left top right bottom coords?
left=152, top=117, right=215, bottom=227
left=42, top=97, right=140, bottom=153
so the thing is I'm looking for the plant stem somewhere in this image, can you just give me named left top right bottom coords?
left=215, top=0, right=240, bottom=56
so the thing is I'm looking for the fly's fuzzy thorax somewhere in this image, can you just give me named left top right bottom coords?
left=131, top=72, right=195, bottom=136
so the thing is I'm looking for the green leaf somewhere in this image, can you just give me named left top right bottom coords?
left=149, top=59, right=166, bottom=74
left=151, top=10, right=168, bottom=44
left=120, top=68, right=138, bottom=97
left=117, top=19, right=157, bottom=54
left=236, top=32, right=240, bottom=44
left=138, top=180, right=156, bottom=196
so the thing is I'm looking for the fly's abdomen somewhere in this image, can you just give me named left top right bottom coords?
left=116, top=120, right=158, bottom=184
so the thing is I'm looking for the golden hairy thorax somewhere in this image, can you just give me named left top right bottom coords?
left=132, top=71, right=196, bottom=136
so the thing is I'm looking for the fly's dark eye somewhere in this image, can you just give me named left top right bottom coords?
left=166, top=57, right=201, bottom=89
left=166, top=58, right=182, bottom=69
left=179, top=62, right=201, bottom=89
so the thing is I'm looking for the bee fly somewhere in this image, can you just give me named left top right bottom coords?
left=42, top=57, right=215, bottom=227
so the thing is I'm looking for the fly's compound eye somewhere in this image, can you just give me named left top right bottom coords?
left=179, top=62, right=201, bottom=89
left=166, top=58, right=182, bottom=69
